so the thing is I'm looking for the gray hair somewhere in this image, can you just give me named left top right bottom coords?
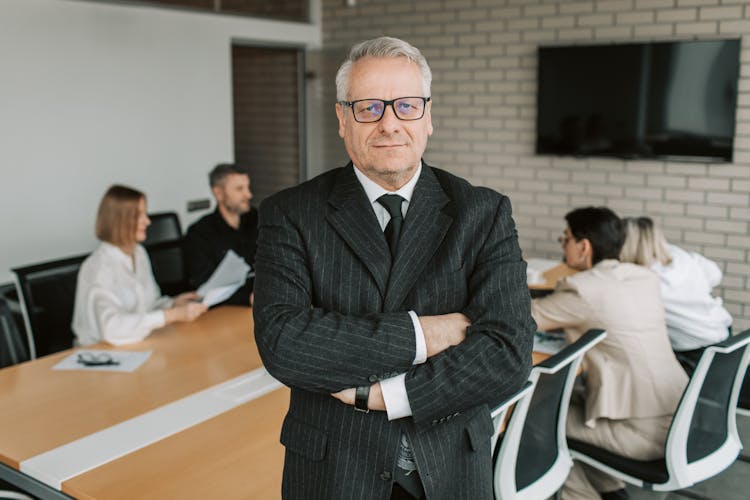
left=209, top=163, right=249, bottom=188
left=335, top=36, right=432, bottom=102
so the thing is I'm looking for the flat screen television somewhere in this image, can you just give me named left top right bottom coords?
left=536, top=39, right=740, bottom=162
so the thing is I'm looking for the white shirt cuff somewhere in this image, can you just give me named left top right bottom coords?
left=380, top=373, right=413, bottom=420
left=408, top=311, right=426, bottom=365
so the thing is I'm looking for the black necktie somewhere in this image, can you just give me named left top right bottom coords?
left=377, top=194, right=423, bottom=497
left=377, top=194, right=404, bottom=257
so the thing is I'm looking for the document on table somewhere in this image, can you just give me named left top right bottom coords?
left=197, top=250, right=252, bottom=307
left=533, top=331, right=567, bottom=355
left=526, top=258, right=562, bottom=285
left=52, top=350, right=152, bottom=372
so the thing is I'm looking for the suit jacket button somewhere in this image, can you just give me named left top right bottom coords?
left=368, top=375, right=378, bottom=383
left=380, top=471, right=392, bottom=481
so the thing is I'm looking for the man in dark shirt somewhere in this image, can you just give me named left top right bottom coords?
left=184, top=164, right=258, bottom=306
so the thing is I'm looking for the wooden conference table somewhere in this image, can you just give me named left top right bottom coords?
left=0, top=306, right=287, bottom=499
left=527, top=261, right=577, bottom=292
left=0, top=306, right=557, bottom=499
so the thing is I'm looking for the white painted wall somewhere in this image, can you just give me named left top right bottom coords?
left=0, top=0, right=321, bottom=282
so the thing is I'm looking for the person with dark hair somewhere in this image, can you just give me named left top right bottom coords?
left=253, top=36, right=534, bottom=500
left=72, top=185, right=207, bottom=346
left=183, top=163, right=258, bottom=306
left=531, top=206, right=687, bottom=500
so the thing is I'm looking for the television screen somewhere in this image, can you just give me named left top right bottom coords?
left=536, top=39, right=740, bottom=162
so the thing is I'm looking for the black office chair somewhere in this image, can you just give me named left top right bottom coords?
left=12, top=254, right=87, bottom=359
left=142, top=212, right=189, bottom=296
left=145, top=239, right=190, bottom=297
left=490, top=329, right=606, bottom=500
left=144, top=212, right=182, bottom=245
left=569, top=329, right=750, bottom=494
left=0, top=298, right=29, bottom=369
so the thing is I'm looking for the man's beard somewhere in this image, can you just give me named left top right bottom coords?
left=224, top=201, right=250, bottom=215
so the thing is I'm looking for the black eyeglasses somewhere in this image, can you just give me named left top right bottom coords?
left=77, top=352, right=120, bottom=366
left=339, top=97, right=431, bottom=123
left=558, top=234, right=574, bottom=246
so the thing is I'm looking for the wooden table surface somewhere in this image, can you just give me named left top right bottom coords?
left=0, top=305, right=558, bottom=499
left=527, top=261, right=578, bottom=290
left=63, top=387, right=289, bottom=500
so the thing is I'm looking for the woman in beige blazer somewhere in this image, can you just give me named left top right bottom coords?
left=532, top=207, right=688, bottom=500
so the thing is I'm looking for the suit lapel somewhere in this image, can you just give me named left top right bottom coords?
left=326, top=164, right=391, bottom=298
left=384, top=166, right=453, bottom=312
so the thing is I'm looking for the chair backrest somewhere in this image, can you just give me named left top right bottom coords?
left=12, top=254, right=87, bottom=359
left=144, top=239, right=190, bottom=297
left=0, top=298, right=29, bottom=368
left=144, top=212, right=182, bottom=246
left=492, top=329, right=607, bottom=500
left=663, top=328, right=750, bottom=489
left=737, top=371, right=750, bottom=417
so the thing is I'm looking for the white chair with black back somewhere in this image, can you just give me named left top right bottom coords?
left=0, top=489, right=33, bottom=500
left=491, top=328, right=607, bottom=500
left=569, top=329, right=750, bottom=495
left=734, top=367, right=750, bottom=463
left=12, top=254, right=87, bottom=359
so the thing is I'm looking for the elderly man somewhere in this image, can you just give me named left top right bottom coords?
left=253, top=37, right=535, bottom=500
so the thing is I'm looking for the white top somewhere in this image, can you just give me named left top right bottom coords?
left=352, top=164, right=426, bottom=420
left=72, top=242, right=172, bottom=346
left=653, top=244, right=732, bottom=351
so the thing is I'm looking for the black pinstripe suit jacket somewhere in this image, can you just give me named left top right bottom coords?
left=253, top=163, right=535, bottom=500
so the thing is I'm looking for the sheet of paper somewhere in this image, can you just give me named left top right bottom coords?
left=526, top=258, right=562, bottom=285
left=202, top=284, right=242, bottom=307
left=52, top=350, right=152, bottom=373
left=197, top=249, right=251, bottom=304
left=533, top=331, right=567, bottom=355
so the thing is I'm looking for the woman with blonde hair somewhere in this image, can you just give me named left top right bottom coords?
left=72, top=185, right=207, bottom=346
left=620, top=216, right=732, bottom=373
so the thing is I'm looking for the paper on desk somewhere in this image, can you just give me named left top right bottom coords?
left=526, top=258, right=563, bottom=285
left=52, top=350, right=152, bottom=372
left=197, top=250, right=251, bottom=307
left=533, top=331, right=567, bottom=355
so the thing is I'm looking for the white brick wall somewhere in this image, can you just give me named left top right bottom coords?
left=320, top=0, right=750, bottom=330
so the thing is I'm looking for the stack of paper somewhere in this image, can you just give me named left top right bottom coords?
left=526, top=258, right=562, bottom=285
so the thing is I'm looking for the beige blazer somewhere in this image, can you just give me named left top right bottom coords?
left=532, top=259, right=688, bottom=427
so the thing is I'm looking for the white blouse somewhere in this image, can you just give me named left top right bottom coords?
left=72, top=242, right=172, bottom=346
left=653, top=244, right=733, bottom=351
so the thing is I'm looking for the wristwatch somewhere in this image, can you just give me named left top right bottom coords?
left=355, top=385, right=370, bottom=413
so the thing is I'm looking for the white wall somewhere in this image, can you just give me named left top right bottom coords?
left=0, top=0, right=320, bottom=282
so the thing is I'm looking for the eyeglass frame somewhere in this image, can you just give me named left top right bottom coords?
left=558, top=231, right=578, bottom=247
left=77, top=351, right=120, bottom=366
left=338, top=96, right=431, bottom=123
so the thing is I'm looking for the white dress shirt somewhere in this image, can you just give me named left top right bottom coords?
left=653, top=244, right=732, bottom=351
left=72, top=242, right=173, bottom=346
left=353, top=164, right=426, bottom=420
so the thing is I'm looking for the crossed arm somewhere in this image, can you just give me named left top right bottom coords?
left=252, top=194, right=535, bottom=424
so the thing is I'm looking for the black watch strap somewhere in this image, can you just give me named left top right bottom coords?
left=354, top=385, right=370, bottom=413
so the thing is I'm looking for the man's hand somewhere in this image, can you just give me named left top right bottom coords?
left=331, top=383, right=385, bottom=411
left=419, top=313, right=471, bottom=358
